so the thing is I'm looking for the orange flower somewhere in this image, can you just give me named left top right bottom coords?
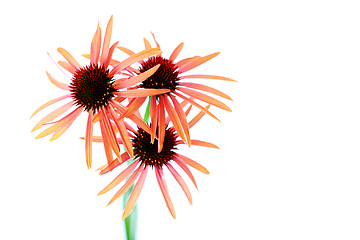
left=96, top=102, right=218, bottom=219
left=31, top=17, right=169, bottom=168
left=117, top=33, right=235, bottom=152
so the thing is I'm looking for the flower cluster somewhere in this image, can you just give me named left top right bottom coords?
left=31, top=16, right=235, bottom=219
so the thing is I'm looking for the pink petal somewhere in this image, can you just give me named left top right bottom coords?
left=30, top=94, right=71, bottom=119
left=100, top=16, right=113, bottom=65
left=90, top=24, right=101, bottom=64
left=157, top=97, right=166, bottom=152
left=166, top=163, right=192, bottom=204
left=57, top=61, right=75, bottom=74
left=179, top=82, right=232, bottom=100
left=155, top=167, right=176, bottom=219
left=85, top=110, right=94, bottom=169
left=169, top=94, right=191, bottom=146
left=149, top=96, right=158, bottom=143
left=173, top=156, right=198, bottom=189
left=100, top=152, right=131, bottom=175
left=188, top=105, right=210, bottom=129
left=46, top=71, right=69, bottom=91
left=180, top=74, right=237, bottom=82
left=115, top=88, right=170, bottom=98
left=103, top=41, right=119, bottom=69
left=176, top=153, right=209, bottom=174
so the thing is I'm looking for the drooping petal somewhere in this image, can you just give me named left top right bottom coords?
left=122, top=166, right=148, bottom=220
left=173, top=156, right=198, bottom=189
left=155, top=167, right=176, bottom=219
left=114, top=64, right=160, bottom=90
left=98, top=161, right=139, bottom=195
left=100, top=16, right=113, bottom=64
left=107, top=105, right=134, bottom=158
left=100, top=152, right=131, bottom=175
left=32, top=102, right=73, bottom=132
left=158, top=96, right=166, bottom=152
left=179, top=82, right=232, bottom=100
left=178, top=52, right=219, bottom=73
left=149, top=96, right=158, bottom=143
left=46, top=71, right=69, bottom=91
left=107, top=164, right=144, bottom=206
left=30, top=94, right=71, bottom=119
left=161, top=95, right=186, bottom=144
left=109, top=48, right=162, bottom=77
left=176, top=153, right=209, bottom=174
left=85, top=110, right=94, bottom=169
left=101, top=108, right=122, bottom=160
left=180, top=74, right=237, bottom=82
left=172, top=91, right=220, bottom=122
left=99, top=113, right=114, bottom=164
left=169, top=94, right=191, bottom=146
left=188, top=105, right=210, bottom=129
left=35, top=107, right=82, bottom=139
left=166, top=163, right=192, bottom=204
left=57, top=48, right=81, bottom=70
left=120, top=97, right=147, bottom=119
left=169, top=42, right=184, bottom=62
left=178, top=87, right=231, bottom=112
left=57, top=61, right=75, bottom=74
left=115, top=88, right=170, bottom=98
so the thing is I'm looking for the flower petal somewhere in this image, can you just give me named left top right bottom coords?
left=122, top=166, right=148, bottom=220
left=180, top=74, right=237, bottom=82
left=30, top=94, right=71, bottom=119
left=100, top=152, right=131, bottom=175
left=173, top=156, right=198, bottom=189
left=176, top=153, right=209, bottom=174
left=158, top=96, right=166, bottom=152
left=57, top=47, right=81, bottom=70
left=85, top=110, right=94, bottom=169
left=169, top=94, right=191, bottom=146
left=100, top=16, right=113, bottom=64
left=166, top=163, right=192, bottom=204
left=107, top=164, right=144, bottom=206
left=90, top=24, right=101, bottom=64
left=179, top=82, right=232, bottom=100
left=115, top=88, right=170, bottom=98
left=178, top=87, right=231, bottom=112
left=98, top=161, right=139, bottom=196
left=155, top=167, right=176, bottom=219
left=178, top=52, right=219, bottom=73
left=149, top=96, right=158, bottom=143
left=188, top=105, right=210, bottom=129
left=46, top=71, right=69, bottom=91
left=169, top=42, right=184, bottom=62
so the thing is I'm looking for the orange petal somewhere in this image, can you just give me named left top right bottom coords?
left=32, top=102, right=73, bottom=132
left=114, top=64, right=160, bottom=90
left=149, top=96, right=158, bottom=143
left=46, top=71, right=69, bottom=91
left=179, top=82, right=232, bottom=100
left=100, top=16, right=113, bottom=64
left=122, top=166, right=148, bottom=220
left=158, top=97, right=166, bottom=152
left=176, top=56, right=200, bottom=69
left=102, top=108, right=122, bottom=160
left=85, top=110, right=94, bottom=169
left=190, top=139, right=219, bottom=149
left=150, top=32, right=160, bottom=48
left=155, top=168, right=176, bottom=219
left=98, top=161, right=139, bottom=195
left=107, top=164, right=143, bottom=206
left=161, top=95, right=186, bottom=144
left=169, top=42, right=184, bottom=62
left=109, top=48, right=162, bottom=77
left=143, top=38, right=151, bottom=49
left=188, top=105, right=210, bottom=129
left=99, top=113, right=114, bottom=164
left=57, top=47, right=80, bottom=70
left=180, top=74, right=237, bottom=82
left=173, top=156, right=198, bottom=189
left=166, top=163, right=192, bottom=204
left=169, top=94, right=191, bottom=146
left=90, top=24, right=101, bottom=64
left=100, top=152, right=131, bottom=175
left=57, top=61, right=75, bottom=74
left=172, top=91, right=220, bottom=122
left=176, top=154, right=209, bottom=174
left=178, top=87, right=231, bottom=112
left=116, top=46, right=135, bottom=56
left=115, top=88, right=170, bottom=98
left=178, top=52, right=219, bottom=73
left=120, top=97, right=146, bottom=119
left=30, top=94, right=71, bottom=119
left=103, top=41, right=119, bottom=69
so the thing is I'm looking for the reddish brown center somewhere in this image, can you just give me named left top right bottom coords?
left=133, top=127, right=178, bottom=167
left=69, top=64, right=115, bottom=112
left=138, top=56, right=180, bottom=91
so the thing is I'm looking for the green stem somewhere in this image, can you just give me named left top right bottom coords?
left=123, top=97, right=152, bottom=240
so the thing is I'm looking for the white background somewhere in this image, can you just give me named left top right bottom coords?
left=1, top=0, right=360, bottom=239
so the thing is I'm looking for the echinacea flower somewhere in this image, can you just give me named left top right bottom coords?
left=116, top=33, right=235, bottom=152
left=31, top=17, right=169, bottom=168
left=96, top=102, right=218, bottom=219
